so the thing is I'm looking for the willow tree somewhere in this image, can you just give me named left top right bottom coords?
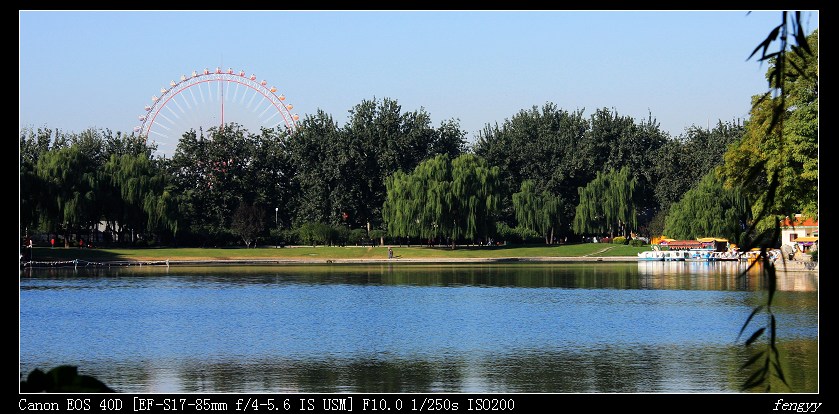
left=721, top=28, right=818, bottom=230
left=383, top=153, right=499, bottom=248
left=723, top=16, right=817, bottom=392
left=663, top=171, right=751, bottom=243
left=382, top=154, right=451, bottom=243
left=450, top=153, right=500, bottom=244
left=573, top=166, right=637, bottom=238
left=20, top=127, right=53, bottom=238
left=103, top=152, right=178, bottom=243
left=35, top=145, right=99, bottom=246
left=512, top=180, right=562, bottom=244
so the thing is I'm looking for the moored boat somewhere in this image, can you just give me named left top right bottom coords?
left=686, top=248, right=714, bottom=262
left=709, top=251, right=739, bottom=261
left=664, top=250, right=690, bottom=261
left=637, top=250, right=665, bottom=261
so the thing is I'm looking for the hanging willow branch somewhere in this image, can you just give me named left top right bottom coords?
left=736, top=11, right=815, bottom=392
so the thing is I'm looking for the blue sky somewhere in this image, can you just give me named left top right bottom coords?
left=19, top=10, right=818, bottom=152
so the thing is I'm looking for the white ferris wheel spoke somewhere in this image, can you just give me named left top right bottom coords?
left=246, top=89, right=258, bottom=111
left=139, top=69, right=299, bottom=156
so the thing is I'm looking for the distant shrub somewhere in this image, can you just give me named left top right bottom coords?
left=298, top=222, right=333, bottom=246
left=629, top=239, right=646, bottom=247
left=348, top=228, right=367, bottom=245
left=612, top=236, right=627, bottom=245
left=281, top=228, right=299, bottom=245
left=368, top=229, right=386, bottom=246
left=495, top=222, right=517, bottom=241
left=332, top=225, right=350, bottom=246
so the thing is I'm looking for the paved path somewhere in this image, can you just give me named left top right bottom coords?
left=582, top=245, right=618, bottom=257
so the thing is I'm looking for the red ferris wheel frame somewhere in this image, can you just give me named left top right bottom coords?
left=135, top=67, right=299, bottom=147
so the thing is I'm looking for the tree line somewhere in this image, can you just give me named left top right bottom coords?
left=19, top=30, right=817, bottom=248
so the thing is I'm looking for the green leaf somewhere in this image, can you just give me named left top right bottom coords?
left=787, top=59, right=805, bottom=78
left=772, top=360, right=789, bottom=386
left=748, top=26, right=780, bottom=61
left=745, top=327, right=766, bottom=346
left=737, top=305, right=764, bottom=341
left=741, top=368, right=767, bottom=390
left=740, top=350, right=766, bottom=370
left=758, top=51, right=781, bottom=62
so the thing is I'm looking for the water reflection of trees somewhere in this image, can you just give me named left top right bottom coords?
left=175, top=358, right=455, bottom=393
left=26, top=263, right=817, bottom=292
left=636, top=262, right=818, bottom=292
left=115, top=340, right=816, bottom=393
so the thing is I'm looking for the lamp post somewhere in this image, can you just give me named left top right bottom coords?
left=275, top=207, right=279, bottom=248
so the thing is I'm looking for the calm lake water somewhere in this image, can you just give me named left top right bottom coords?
left=19, top=262, right=818, bottom=393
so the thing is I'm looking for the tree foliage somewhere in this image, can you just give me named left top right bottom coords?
left=663, top=172, right=751, bottom=242
left=474, top=104, right=667, bottom=240
left=35, top=141, right=100, bottom=246
left=231, top=201, right=266, bottom=248
left=652, top=121, right=745, bottom=211
left=383, top=153, right=499, bottom=247
left=168, top=124, right=290, bottom=246
left=727, top=13, right=817, bottom=393
left=474, top=104, right=589, bottom=235
left=721, top=28, right=818, bottom=229
left=288, top=98, right=465, bottom=230
left=573, top=166, right=637, bottom=237
left=512, top=180, right=562, bottom=244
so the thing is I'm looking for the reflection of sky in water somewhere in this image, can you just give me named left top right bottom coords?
left=20, top=265, right=818, bottom=393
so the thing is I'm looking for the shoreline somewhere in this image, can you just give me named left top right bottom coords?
left=22, top=255, right=639, bottom=267
left=21, top=255, right=818, bottom=272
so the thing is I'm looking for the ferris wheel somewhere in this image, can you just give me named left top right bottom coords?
left=134, top=67, right=300, bottom=156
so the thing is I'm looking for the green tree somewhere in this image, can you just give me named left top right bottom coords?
left=288, top=98, right=465, bottom=231
left=653, top=121, right=745, bottom=213
left=474, top=104, right=667, bottom=241
left=286, top=110, right=342, bottom=226
left=512, top=180, right=562, bottom=244
left=474, top=104, right=590, bottom=237
left=103, top=152, right=177, bottom=243
left=383, top=154, right=451, bottom=244
left=450, top=153, right=500, bottom=244
left=297, top=222, right=335, bottom=246
left=19, top=127, right=54, bottom=238
left=231, top=201, right=266, bottom=248
left=588, top=108, right=668, bottom=231
left=573, top=166, right=637, bottom=238
left=168, top=123, right=273, bottom=246
left=728, top=13, right=817, bottom=393
left=383, top=154, right=499, bottom=248
left=722, top=29, right=818, bottom=229
left=35, top=142, right=101, bottom=247
left=663, top=172, right=751, bottom=242
left=247, top=127, right=295, bottom=231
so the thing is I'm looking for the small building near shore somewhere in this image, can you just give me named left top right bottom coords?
left=781, top=215, right=819, bottom=251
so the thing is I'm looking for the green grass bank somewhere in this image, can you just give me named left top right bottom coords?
left=25, top=243, right=648, bottom=264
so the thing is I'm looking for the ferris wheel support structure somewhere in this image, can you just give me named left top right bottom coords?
left=135, top=67, right=300, bottom=154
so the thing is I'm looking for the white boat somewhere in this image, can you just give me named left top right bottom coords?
left=686, top=248, right=714, bottom=262
left=637, top=251, right=665, bottom=261
left=709, top=251, right=739, bottom=262
left=664, top=250, right=690, bottom=261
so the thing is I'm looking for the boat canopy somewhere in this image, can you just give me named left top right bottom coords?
left=697, top=237, right=728, bottom=242
left=660, top=240, right=703, bottom=249
left=796, top=236, right=819, bottom=246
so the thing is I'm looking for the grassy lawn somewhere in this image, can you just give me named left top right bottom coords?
left=28, top=243, right=650, bottom=262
